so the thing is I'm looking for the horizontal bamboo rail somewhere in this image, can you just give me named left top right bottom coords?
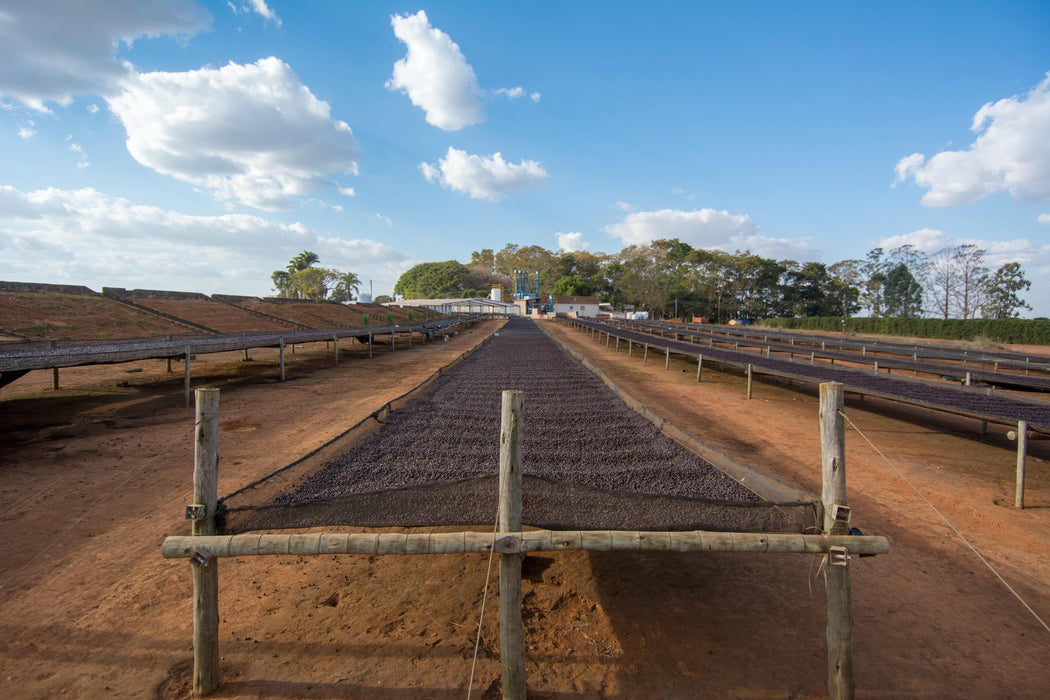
left=162, top=530, right=889, bottom=558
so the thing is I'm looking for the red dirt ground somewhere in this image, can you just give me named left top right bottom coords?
left=1, top=319, right=1048, bottom=698
left=0, top=290, right=200, bottom=341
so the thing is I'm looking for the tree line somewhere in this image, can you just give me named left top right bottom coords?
left=392, top=240, right=1033, bottom=321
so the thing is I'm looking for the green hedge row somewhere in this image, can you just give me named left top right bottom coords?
left=757, top=316, right=1050, bottom=345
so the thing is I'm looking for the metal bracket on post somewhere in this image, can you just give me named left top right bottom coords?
left=185, top=504, right=207, bottom=521
left=189, top=548, right=213, bottom=568
left=831, top=504, right=852, bottom=526
left=828, top=546, right=850, bottom=567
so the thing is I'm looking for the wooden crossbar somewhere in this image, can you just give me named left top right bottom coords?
left=162, top=530, right=889, bottom=558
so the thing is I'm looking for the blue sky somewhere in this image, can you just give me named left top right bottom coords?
left=2, top=1, right=1049, bottom=314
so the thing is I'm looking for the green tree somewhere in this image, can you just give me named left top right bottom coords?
left=553, top=275, right=594, bottom=296
left=329, top=271, right=361, bottom=303
left=982, top=262, right=1032, bottom=319
left=883, top=263, right=923, bottom=318
left=394, top=261, right=471, bottom=298
left=287, top=250, right=320, bottom=272
left=373, top=294, right=394, bottom=304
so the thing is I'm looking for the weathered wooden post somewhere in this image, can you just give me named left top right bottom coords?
left=665, top=347, right=670, bottom=370
left=644, top=344, right=649, bottom=363
left=1016, top=420, right=1028, bottom=509
left=191, top=388, right=220, bottom=695
left=696, top=354, right=703, bottom=382
left=746, top=364, right=753, bottom=399
left=391, top=329, right=396, bottom=351
left=279, top=338, right=286, bottom=381
left=167, top=335, right=173, bottom=373
left=820, top=382, right=854, bottom=700
left=184, top=346, right=192, bottom=407
left=333, top=334, right=338, bottom=365
left=52, top=367, right=59, bottom=390
left=615, top=336, right=620, bottom=351
left=628, top=339, right=633, bottom=357
left=499, top=390, right=526, bottom=700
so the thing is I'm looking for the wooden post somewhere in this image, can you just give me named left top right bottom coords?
left=644, top=344, right=648, bottom=363
left=606, top=332, right=610, bottom=348
left=628, top=339, right=633, bottom=356
left=184, top=346, right=192, bottom=407
left=665, top=347, right=670, bottom=370
left=333, top=335, right=338, bottom=365
left=819, top=382, right=854, bottom=700
left=391, top=330, right=396, bottom=351
left=279, top=339, right=285, bottom=382
left=52, top=367, right=59, bottom=390
left=746, top=364, right=753, bottom=399
left=243, top=348, right=250, bottom=362
left=615, top=337, right=620, bottom=351
left=965, top=371, right=971, bottom=387
left=192, top=388, right=220, bottom=696
left=1016, top=420, right=1028, bottom=509
left=499, top=390, right=526, bottom=700
left=696, top=354, right=703, bottom=383
left=369, top=332, right=373, bottom=358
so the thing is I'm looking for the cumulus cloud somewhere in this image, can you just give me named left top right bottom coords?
left=495, top=87, right=524, bottom=99
left=106, top=57, right=359, bottom=210
left=17, top=124, right=35, bottom=140
left=338, top=187, right=356, bottom=197
left=605, top=208, right=814, bottom=260
left=530, top=92, right=541, bottom=103
left=615, top=201, right=634, bottom=212
left=0, top=0, right=212, bottom=111
left=556, top=232, right=590, bottom=252
left=1039, top=213, right=1050, bottom=224
left=894, top=73, right=1050, bottom=206
left=386, top=11, right=483, bottom=131
left=419, top=147, right=548, bottom=201
left=0, top=184, right=407, bottom=295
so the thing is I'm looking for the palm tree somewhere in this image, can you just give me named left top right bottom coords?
left=287, top=250, right=320, bottom=273
left=329, top=271, right=361, bottom=303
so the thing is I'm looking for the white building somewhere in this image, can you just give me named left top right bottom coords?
left=551, top=295, right=600, bottom=317
left=387, top=297, right=521, bottom=316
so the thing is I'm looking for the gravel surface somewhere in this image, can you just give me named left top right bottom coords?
left=580, top=320, right=1050, bottom=430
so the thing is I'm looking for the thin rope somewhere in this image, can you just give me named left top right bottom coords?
left=839, top=410, right=1050, bottom=636
left=466, top=471, right=505, bottom=699
left=0, top=423, right=193, bottom=593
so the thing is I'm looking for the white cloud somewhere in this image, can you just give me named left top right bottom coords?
left=556, top=232, right=590, bottom=252
left=495, top=87, right=524, bottom=99
left=0, top=1, right=212, bottom=111
left=338, top=187, right=356, bottom=197
left=894, top=72, right=1050, bottom=206
left=530, top=92, right=541, bottom=103
left=0, top=185, right=407, bottom=296
left=86, top=103, right=99, bottom=115
left=419, top=147, right=548, bottom=202
left=65, top=134, right=89, bottom=168
left=17, top=125, right=35, bottom=140
left=375, top=212, right=393, bottom=226
left=874, top=228, right=952, bottom=253
left=615, top=201, right=634, bottom=212
left=106, top=57, right=359, bottom=211
left=1039, top=213, right=1050, bottom=224
left=605, top=208, right=814, bottom=260
left=246, top=0, right=280, bottom=26
left=386, top=11, right=483, bottom=131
